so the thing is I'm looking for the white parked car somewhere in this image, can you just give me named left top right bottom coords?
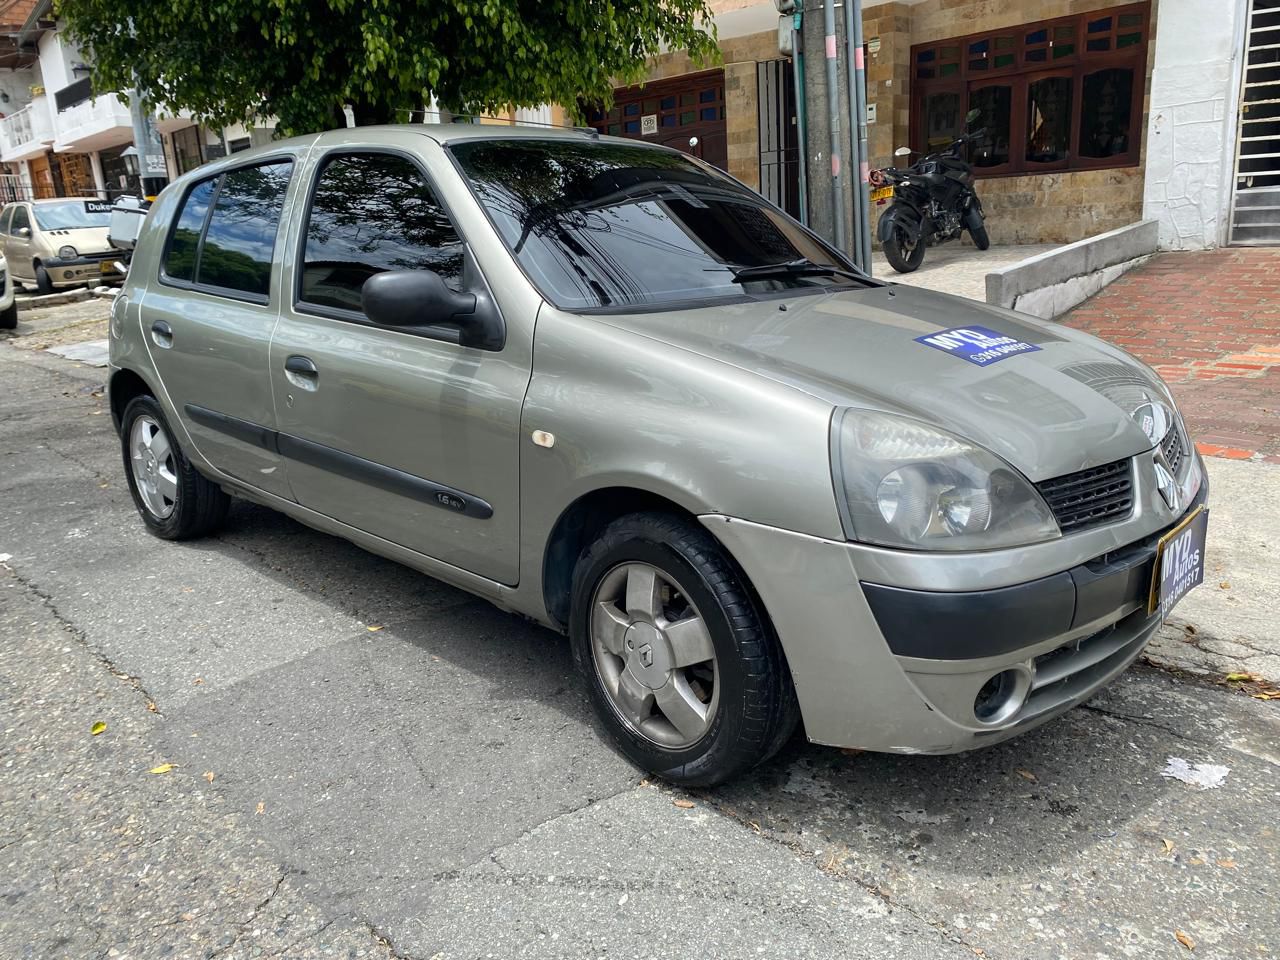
left=0, top=252, right=16, bottom=329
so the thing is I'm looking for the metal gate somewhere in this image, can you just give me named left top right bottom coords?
left=757, top=59, right=802, bottom=220
left=1230, top=0, right=1280, bottom=244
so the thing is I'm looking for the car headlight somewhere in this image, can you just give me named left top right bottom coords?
left=831, top=408, right=1061, bottom=551
left=58, top=245, right=78, bottom=260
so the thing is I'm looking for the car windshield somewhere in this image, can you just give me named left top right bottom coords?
left=449, top=138, right=864, bottom=310
left=33, top=201, right=111, bottom=231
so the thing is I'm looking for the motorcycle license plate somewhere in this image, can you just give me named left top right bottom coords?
left=870, top=185, right=894, bottom=202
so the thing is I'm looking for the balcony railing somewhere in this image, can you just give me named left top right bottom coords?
left=1, top=103, right=36, bottom=148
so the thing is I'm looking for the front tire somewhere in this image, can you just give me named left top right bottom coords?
left=34, top=264, right=53, bottom=296
left=570, top=512, right=799, bottom=787
left=0, top=300, right=15, bottom=330
left=120, top=395, right=229, bottom=540
left=883, top=228, right=926, bottom=273
left=970, top=222, right=991, bottom=250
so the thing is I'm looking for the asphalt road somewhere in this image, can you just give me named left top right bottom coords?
left=2, top=342, right=1278, bottom=960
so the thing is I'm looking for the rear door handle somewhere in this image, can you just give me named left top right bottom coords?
left=284, top=354, right=319, bottom=390
left=150, top=320, right=173, bottom=348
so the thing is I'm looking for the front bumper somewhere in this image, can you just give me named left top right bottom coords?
left=701, top=452, right=1207, bottom=754
left=44, top=255, right=122, bottom=286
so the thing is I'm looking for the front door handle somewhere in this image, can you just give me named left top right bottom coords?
left=284, top=354, right=319, bottom=391
left=150, top=320, right=173, bottom=348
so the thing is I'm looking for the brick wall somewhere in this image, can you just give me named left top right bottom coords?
left=863, top=0, right=1160, bottom=244
left=636, top=29, right=779, bottom=189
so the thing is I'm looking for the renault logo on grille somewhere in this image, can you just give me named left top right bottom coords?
left=1152, top=433, right=1181, bottom=512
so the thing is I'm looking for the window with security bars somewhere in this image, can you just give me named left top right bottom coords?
left=910, top=2, right=1149, bottom=176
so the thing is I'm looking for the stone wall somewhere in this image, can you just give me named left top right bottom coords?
left=862, top=0, right=1161, bottom=245
left=633, top=30, right=779, bottom=190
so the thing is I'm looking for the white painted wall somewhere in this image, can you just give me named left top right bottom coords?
left=1142, top=0, right=1248, bottom=250
left=0, top=67, right=40, bottom=115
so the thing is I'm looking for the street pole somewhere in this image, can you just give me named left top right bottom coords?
left=821, top=0, right=847, bottom=253
left=128, top=88, right=169, bottom=199
left=844, top=0, right=872, bottom=273
left=791, top=11, right=809, bottom=226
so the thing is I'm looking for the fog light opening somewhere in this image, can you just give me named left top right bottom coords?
left=973, top=669, right=1028, bottom=726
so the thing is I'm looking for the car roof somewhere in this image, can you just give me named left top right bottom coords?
left=204, top=122, right=679, bottom=167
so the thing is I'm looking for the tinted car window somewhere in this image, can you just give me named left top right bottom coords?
left=197, top=162, right=293, bottom=296
left=449, top=139, right=855, bottom=310
left=10, top=205, right=29, bottom=233
left=300, top=152, right=465, bottom=313
left=0, top=206, right=11, bottom=235
left=164, top=177, right=217, bottom=282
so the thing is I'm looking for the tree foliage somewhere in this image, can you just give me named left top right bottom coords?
left=56, top=0, right=719, bottom=136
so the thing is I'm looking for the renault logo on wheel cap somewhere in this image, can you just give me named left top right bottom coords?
left=638, top=643, right=654, bottom=668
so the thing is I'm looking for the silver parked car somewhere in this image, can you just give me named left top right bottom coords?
left=108, top=126, right=1208, bottom=785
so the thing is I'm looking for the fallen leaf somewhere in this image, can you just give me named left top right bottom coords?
left=1188, top=857, right=1206, bottom=866
left=672, top=799, right=695, bottom=809
left=367, top=624, right=384, bottom=632
left=749, top=820, right=762, bottom=834
left=1016, top=769, right=1038, bottom=783
left=1162, top=838, right=1175, bottom=855
left=1218, top=581, right=1230, bottom=590
left=91, top=721, right=106, bottom=736
left=192, top=678, right=204, bottom=685
left=180, top=912, right=196, bottom=922
left=98, top=482, right=109, bottom=489
left=1183, top=624, right=1196, bottom=635
left=255, top=801, right=265, bottom=815
left=1217, top=858, right=1237, bottom=869
left=1175, top=929, right=1196, bottom=951
left=146, top=701, right=158, bottom=713
left=203, top=771, right=215, bottom=784
left=149, top=763, right=176, bottom=774
left=1224, top=672, right=1259, bottom=683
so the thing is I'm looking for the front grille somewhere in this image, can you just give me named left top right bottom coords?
left=1035, top=458, right=1134, bottom=534
left=1161, top=425, right=1184, bottom=476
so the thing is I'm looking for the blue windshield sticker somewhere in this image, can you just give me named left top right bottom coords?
left=915, top=325, right=1041, bottom=366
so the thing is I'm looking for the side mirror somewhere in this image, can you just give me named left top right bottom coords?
left=361, top=269, right=504, bottom=350
left=15, top=226, right=31, bottom=239
left=894, top=146, right=912, bottom=157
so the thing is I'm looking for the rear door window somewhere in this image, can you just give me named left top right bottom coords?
left=298, top=152, right=465, bottom=315
left=197, top=162, right=293, bottom=296
left=162, top=159, right=293, bottom=299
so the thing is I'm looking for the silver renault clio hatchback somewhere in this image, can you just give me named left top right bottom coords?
left=108, top=125, right=1208, bottom=785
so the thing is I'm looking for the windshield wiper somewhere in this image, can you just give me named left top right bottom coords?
left=730, top=258, right=871, bottom=285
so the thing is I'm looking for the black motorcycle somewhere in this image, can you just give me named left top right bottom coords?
left=871, top=115, right=990, bottom=274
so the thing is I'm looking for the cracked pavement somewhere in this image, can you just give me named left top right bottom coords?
left=2, top=338, right=1279, bottom=959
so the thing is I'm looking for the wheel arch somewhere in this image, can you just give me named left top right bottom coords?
left=108, top=366, right=156, bottom=433
left=541, top=485, right=707, bottom=633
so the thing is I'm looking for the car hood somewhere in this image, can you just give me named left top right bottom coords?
left=588, top=284, right=1166, bottom=482
left=39, top=226, right=111, bottom=253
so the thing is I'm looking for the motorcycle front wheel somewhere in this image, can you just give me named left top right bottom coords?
left=883, top=228, right=926, bottom=273
left=969, top=222, right=990, bottom=250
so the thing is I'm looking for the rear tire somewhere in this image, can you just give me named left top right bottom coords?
left=570, top=512, right=799, bottom=787
left=0, top=300, right=15, bottom=330
left=883, top=229, right=926, bottom=273
left=120, top=395, right=230, bottom=540
left=970, top=223, right=991, bottom=250
left=34, top=264, right=53, bottom=296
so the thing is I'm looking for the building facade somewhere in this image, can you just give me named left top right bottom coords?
left=0, top=0, right=272, bottom=203
left=594, top=0, right=1275, bottom=251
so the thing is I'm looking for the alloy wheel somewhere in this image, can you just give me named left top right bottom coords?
left=129, top=415, right=178, bottom=519
left=589, top=562, right=719, bottom=749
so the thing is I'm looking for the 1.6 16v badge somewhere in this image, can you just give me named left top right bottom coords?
left=1148, top=505, right=1209, bottom=621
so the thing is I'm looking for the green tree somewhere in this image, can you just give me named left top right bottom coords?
left=56, top=0, right=718, bottom=136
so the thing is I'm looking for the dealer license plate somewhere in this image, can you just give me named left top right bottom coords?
left=870, top=185, right=894, bottom=202
left=1147, top=506, right=1209, bottom=620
